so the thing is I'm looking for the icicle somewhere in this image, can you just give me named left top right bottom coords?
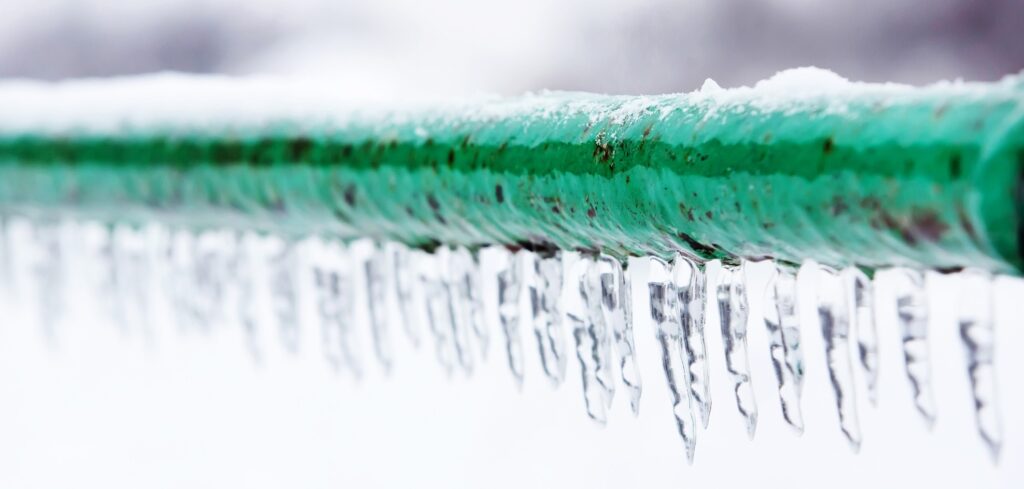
left=530, top=252, right=567, bottom=386
left=423, top=249, right=458, bottom=375
left=32, top=221, right=64, bottom=339
left=233, top=233, right=262, bottom=361
left=763, top=262, right=805, bottom=433
left=450, top=246, right=489, bottom=361
left=716, top=261, right=757, bottom=439
left=891, top=267, right=936, bottom=428
left=365, top=243, right=394, bottom=373
left=599, top=255, right=642, bottom=416
left=567, top=256, right=609, bottom=424
left=0, top=217, right=12, bottom=292
left=193, top=232, right=231, bottom=329
left=389, top=242, right=424, bottom=348
left=956, top=269, right=1002, bottom=462
left=672, top=254, right=711, bottom=429
left=817, top=264, right=862, bottom=451
left=314, top=242, right=361, bottom=378
left=437, top=246, right=475, bottom=374
left=648, top=256, right=697, bottom=464
left=495, top=248, right=524, bottom=385
left=842, top=267, right=879, bottom=406
left=269, top=239, right=301, bottom=353
left=106, top=225, right=152, bottom=337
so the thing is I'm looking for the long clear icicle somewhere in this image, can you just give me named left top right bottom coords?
left=365, top=244, right=394, bottom=373
left=716, top=261, right=757, bottom=439
left=957, top=269, right=1002, bottom=462
left=599, top=255, right=642, bottom=416
left=530, top=252, right=567, bottom=386
left=495, top=248, right=525, bottom=385
left=567, top=256, right=609, bottom=424
left=817, top=265, right=862, bottom=451
left=672, top=254, right=712, bottom=429
left=891, top=267, right=936, bottom=428
left=649, top=257, right=697, bottom=464
left=763, top=262, right=805, bottom=433
left=842, top=267, right=879, bottom=406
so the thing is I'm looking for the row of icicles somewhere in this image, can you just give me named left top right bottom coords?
left=0, top=217, right=1002, bottom=464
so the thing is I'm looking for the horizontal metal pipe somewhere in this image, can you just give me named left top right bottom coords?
left=0, top=73, right=1021, bottom=272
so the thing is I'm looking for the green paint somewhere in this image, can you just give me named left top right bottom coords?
left=0, top=83, right=1022, bottom=273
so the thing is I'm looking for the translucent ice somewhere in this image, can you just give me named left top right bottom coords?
left=598, top=255, right=642, bottom=415
left=891, top=268, right=936, bottom=428
left=763, top=262, right=805, bottom=432
left=648, top=257, right=697, bottom=463
left=672, top=254, right=711, bottom=429
left=956, top=269, right=1002, bottom=462
left=716, top=261, right=757, bottom=438
left=817, top=265, right=862, bottom=451
left=529, top=252, right=567, bottom=386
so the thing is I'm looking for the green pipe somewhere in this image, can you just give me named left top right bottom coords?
left=0, top=73, right=1022, bottom=273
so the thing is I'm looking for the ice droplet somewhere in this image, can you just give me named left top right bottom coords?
left=843, top=267, right=879, bottom=406
left=530, top=252, right=568, bottom=386
left=495, top=248, right=525, bottom=385
left=599, top=255, right=642, bottom=416
left=891, top=267, right=936, bottom=428
left=672, top=254, right=712, bottom=429
left=956, top=269, right=1002, bottom=462
left=314, top=241, right=362, bottom=378
left=388, top=242, right=424, bottom=348
left=716, top=261, right=757, bottom=439
left=269, top=239, right=301, bottom=353
left=365, top=243, right=394, bottom=373
left=817, top=264, right=862, bottom=451
left=648, top=256, right=697, bottom=464
left=567, top=256, right=610, bottom=424
left=763, top=262, right=805, bottom=433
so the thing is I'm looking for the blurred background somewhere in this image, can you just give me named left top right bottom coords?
left=1, top=0, right=1022, bottom=93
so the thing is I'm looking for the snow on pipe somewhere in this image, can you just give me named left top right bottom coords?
left=0, top=68, right=1022, bottom=464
